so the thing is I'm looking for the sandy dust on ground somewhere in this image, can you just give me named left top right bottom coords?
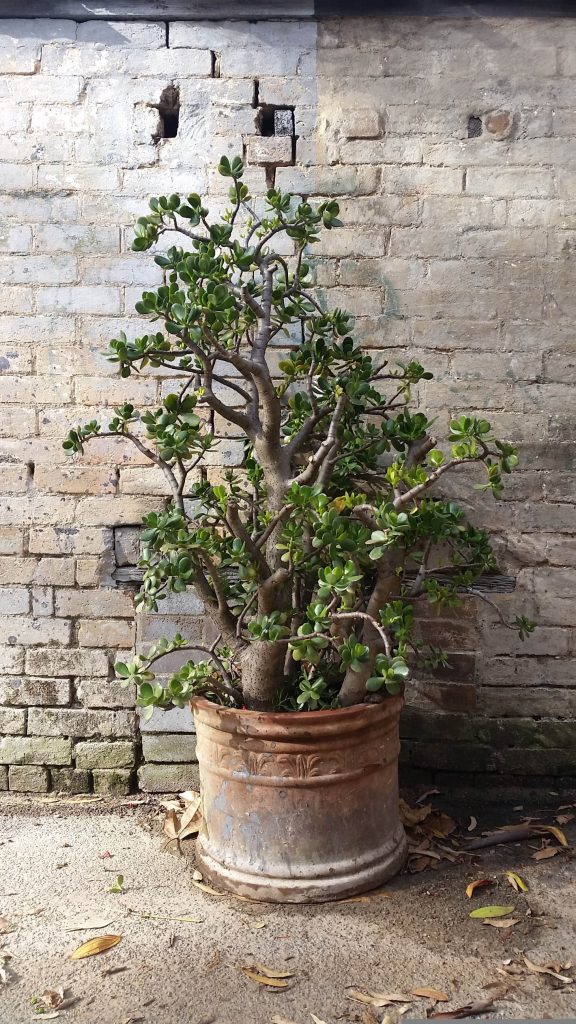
left=0, top=792, right=575, bottom=1024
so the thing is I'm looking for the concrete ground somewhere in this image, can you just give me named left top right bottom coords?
left=0, top=793, right=575, bottom=1024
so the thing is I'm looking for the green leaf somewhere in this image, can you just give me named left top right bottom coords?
left=469, top=905, right=515, bottom=919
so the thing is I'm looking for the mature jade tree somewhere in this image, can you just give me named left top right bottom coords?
left=65, top=157, right=533, bottom=715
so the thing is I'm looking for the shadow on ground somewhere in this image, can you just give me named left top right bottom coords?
left=0, top=788, right=575, bottom=1024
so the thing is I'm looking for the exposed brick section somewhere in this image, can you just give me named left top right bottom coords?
left=0, top=14, right=574, bottom=790
left=8, top=764, right=50, bottom=792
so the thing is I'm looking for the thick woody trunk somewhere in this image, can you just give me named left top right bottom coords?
left=241, top=639, right=288, bottom=711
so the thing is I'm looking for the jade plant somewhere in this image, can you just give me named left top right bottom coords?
left=64, top=156, right=534, bottom=716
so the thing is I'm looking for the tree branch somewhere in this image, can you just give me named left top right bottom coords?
left=293, top=393, right=346, bottom=486
left=394, top=455, right=486, bottom=509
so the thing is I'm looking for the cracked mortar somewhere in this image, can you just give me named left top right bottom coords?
left=0, top=793, right=575, bottom=1023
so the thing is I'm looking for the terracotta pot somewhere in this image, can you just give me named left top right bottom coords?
left=191, top=696, right=407, bottom=903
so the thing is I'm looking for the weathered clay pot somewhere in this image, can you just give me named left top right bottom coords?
left=191, top=696, right=407, bottom=903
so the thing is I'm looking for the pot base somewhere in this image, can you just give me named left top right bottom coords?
left=196, top=825, right=408, bottom=904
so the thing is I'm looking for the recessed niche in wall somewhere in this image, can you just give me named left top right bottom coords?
left=152, top=84, right=180, bottom=142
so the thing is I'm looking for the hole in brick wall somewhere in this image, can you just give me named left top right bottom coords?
left=467, top=115, right=483, bottom=138
left=252, top=79, right=260, bottom=109
left=210, top=51, right=221, bottom=78
left=257, top=104, right=295, bottom=138
left=152, top=84, right=180, bottom=142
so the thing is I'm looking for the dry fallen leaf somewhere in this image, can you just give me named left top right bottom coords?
left=40, top=988, right=66, bottom=1009
left=310, top=1016, right=328, bottom=1024
left=409, top=847, right=442, bottom=861
left=346, top=988, right=412, bottom=1008
left=163, top=809, right=180, bottom=842
left=252, top=962, right=294, bottom=979
left=505, top=871, right=528, bottom=893
left=412, top=988, right=449, bottom=1001
left=180, top=789, right=200, bottom=803
left=428, top=998, right=494, bottom=1019
left=538, top=825, right=569, bottom=846
left=468, top=816, right=477, bottom=832
left=465, top=879, right=492, bottom=899
left=522, top=955, right=573, bottom=984
left=177, top=804, right=202, bottom=841
left=192, top=880, right=228, bottom=898
left=423, top=812, right=457, bottom=838
left=127, top=908, right=202, bottom=924
left=400, top=799, right=432, bottom=825
left=337, top=888, right=392, bottom=903
left=555, top=812, right=574, bottom=826
left=271, top=1017, right=299, bottom=1024
left=0, top=918, right=14, bottom=935
left=70, top=934, right=122, bottom=959
left=482, top=919, right=520, bottom=929
left=242, top=969, right=289, bottom=989
left=64, top=916, right=115, bottom=932
left=469, top=906, right=515, bottom=919
left=532, top=847, right=559, bottom=860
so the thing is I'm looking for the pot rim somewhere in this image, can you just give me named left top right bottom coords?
left=190, top=694, right=403, bottom=727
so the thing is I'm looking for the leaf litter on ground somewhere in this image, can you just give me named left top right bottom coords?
left=163, top=791, right=202, bottom=850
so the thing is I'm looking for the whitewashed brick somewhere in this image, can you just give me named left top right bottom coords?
left=0, top=164, right=34, bottom=190
left=9, top=764, right=49, bottom=791
left=0, top=43, right=39, bottom=74
left=29, top=527, right=112, bottom=556
left=55, top=587, right=134, bottom=619
left=36, top=287, right=121, bottom=315
left=25, top=647, right=108, bottom=677
left=76, top=21, right=165, bottom=48
left=35, top=224, right=120, bottom=254
left=37, top=165, right=120, bottom=192
left=0, top=676, right=71, bottom=706
left=76, top=677, right=135, bottom=708
left=0, top=226, right=32, bottom=253
left=74, top=739, right=136, bottom=768
left=0, top=736, right=72, bottom=765
left=0, top=617, right=71, bottom=645
left=0, top=76, right=83, bottom=103
left=0, top=588, right=29, bottom=615
left=41, top=45, right=212, bottom=78
left=78, top=618, right=135, bottom=647
left=0, top=706, right=26, bottom=734
left=28, top=707, right=136, bottom=738
left=0, top=20, right=76, bottom=43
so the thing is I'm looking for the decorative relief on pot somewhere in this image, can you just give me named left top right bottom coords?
left=206, top=745, right=342, bottom=780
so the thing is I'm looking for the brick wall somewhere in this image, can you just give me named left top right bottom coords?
left=0, top=13, right=574, bottom=792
